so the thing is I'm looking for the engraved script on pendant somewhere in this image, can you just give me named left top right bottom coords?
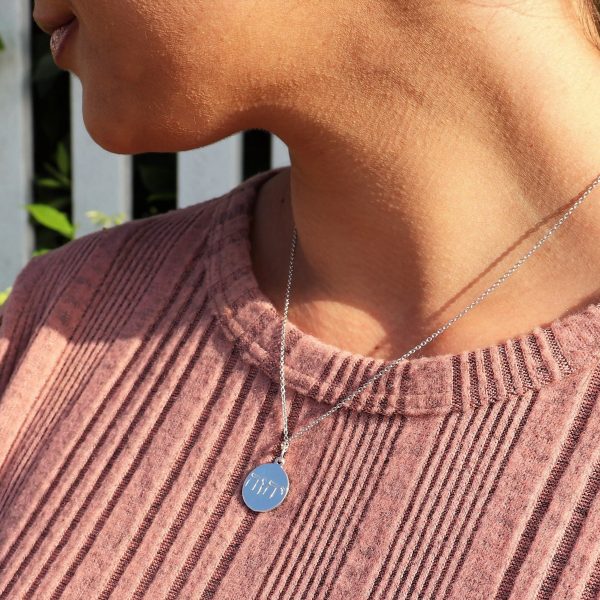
left=242, top=462, right=290, bottom=512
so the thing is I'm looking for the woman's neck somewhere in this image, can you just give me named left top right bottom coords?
left=250, top=1, right=600, bottom=359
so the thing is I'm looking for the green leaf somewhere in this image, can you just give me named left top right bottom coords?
left=25, top=204, right=74, bottom=239
left=55, top=141, right=70, bottom=176
left=41, top=161, right=71, bottom=186
left=113, top=212, right=127, bottom=225
left=32, top=248, right=52, bottom=257
left=0, top=287, right=11, bottom=307
left=0, top=34, right=5, bottom=52
left=85, top=210, right=128, bottom=228
left=34, top=177, right=66, bottom=190
left=85, top=210, right=108, bottom=226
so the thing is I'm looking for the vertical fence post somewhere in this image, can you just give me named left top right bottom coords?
left=271, top=135, right=290, bottom=169
left=70, top=75, right=133, bottom=238
left=0, top=1, right=34, bottom=289
left=177, top=134, right=244, bottom=209
left=177, top=133, right=290, bottom=209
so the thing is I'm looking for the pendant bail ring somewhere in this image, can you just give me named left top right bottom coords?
left=276, top=438, right=290, bottom=465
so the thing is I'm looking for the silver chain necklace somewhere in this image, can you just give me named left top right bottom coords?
left=241, top=172, right=600, bottom=512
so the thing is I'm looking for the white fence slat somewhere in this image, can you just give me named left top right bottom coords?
left=0, top=1, right=34, bottom=289
left=71, top=75, right=133, bottom=238
left=271, top=135, right=291, bottom=169
left=177, top=134, right=244, bottom=208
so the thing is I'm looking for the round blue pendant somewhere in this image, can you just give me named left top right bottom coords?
left=242, top=461, right=290, bottom=512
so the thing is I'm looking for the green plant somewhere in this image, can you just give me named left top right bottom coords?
left=36, top=139, right=70, bottom=192
left=0, top=207, right=128, bottom=307
left=86, top=210, right=127, bottom=228
left=0, top=287, right=11, bottom=307
left=25, top=204, right=75, bottom=240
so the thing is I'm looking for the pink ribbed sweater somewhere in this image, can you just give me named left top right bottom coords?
left=1, top=167, right=600, bottom=599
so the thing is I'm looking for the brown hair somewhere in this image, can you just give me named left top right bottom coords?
left=580, top=0, right=600, bottom=49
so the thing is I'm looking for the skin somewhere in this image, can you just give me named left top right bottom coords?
left=34, top=0, right=600, bottom=360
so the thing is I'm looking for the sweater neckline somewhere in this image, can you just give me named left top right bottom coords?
left=206, top=167, right=600, bottom=417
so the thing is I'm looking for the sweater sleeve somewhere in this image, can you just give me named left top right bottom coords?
left=0, top=218, right=145, bottom=399
left=0, top=253, right=56, bottom=396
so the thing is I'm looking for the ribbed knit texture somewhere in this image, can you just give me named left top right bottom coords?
left=2, top=167, right=600, bottom=599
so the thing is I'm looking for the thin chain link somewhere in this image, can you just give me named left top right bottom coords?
left=276, top=173, right=600, bottom=463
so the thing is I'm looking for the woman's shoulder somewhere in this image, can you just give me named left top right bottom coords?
left=5, top=197, right=212, bottom=299
left=3, top=164, right=276, bottom=315
left=0, top=167, right=278, bottom=389
left=0, top=192, right=229, bottom=383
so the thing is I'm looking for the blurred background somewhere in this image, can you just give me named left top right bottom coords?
left=0, top=1, right=291, bottom=305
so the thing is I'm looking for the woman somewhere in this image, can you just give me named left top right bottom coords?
left=2, top=0, right=600, bottom=597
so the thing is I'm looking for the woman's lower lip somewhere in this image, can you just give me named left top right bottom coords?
left=50, top=18, right=78, bottom=64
